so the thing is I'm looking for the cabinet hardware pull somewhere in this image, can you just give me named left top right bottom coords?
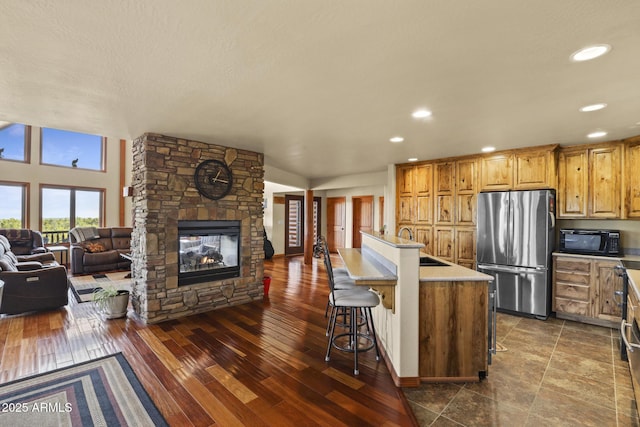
left=620, top=320, right=640, bottom=352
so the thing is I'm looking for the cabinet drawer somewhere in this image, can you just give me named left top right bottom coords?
left=555, top=283, right=589, bottom=302
left=555, top=258, right=591, bottom=273
left=555, top=297, right=590, bottom=316
left=555, top=271, right=590, bottom=286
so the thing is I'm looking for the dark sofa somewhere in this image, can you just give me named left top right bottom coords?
left=0, top=235, right=69, bottom=314
left=69, top=227, right=132, bottom=274
left=0, top=229, right=47, bottom=255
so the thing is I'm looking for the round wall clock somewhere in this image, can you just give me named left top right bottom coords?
left=194, top=160, right=233, bottom=200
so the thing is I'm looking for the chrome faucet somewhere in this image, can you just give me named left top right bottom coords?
left=397, top=226, right=413, bottom=241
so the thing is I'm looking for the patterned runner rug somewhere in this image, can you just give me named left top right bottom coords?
left=69, top=271, right=132, bottom=303
left=0, top=353, right=167, bottom=426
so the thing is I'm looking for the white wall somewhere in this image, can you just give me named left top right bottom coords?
left=0, top=126, right=131, bottom=229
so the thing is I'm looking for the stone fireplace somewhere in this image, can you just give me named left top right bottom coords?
left=130, top=133, right=264, bottom=323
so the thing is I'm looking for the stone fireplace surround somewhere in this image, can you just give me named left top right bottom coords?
left=130, top=133, right=265, bottom=323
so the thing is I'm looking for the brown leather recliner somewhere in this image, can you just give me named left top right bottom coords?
left=0, top=235, right=69, bottom=315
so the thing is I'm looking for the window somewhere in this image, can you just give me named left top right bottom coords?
left=0, top=182, right=28, bottom=228
left=0, top=122, right=29, bottom=162
left=41, top=128, right=104, bottom=170
left=41, top=186, right=104, bottom=233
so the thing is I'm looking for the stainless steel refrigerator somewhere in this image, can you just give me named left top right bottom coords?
left=476, top=189, right=556, bottom=319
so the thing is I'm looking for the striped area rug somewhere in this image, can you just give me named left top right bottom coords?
left=69, top=271, right=132, bottom=303
left=0, top=353, right=167, bottom=426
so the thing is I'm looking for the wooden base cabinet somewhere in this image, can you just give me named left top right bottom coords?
left=553, top=254, right=623, bottom=327
left=419, top=281, right=489, bottom=381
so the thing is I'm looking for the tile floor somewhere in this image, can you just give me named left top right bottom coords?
left=404, top=313, right=639, bottom=426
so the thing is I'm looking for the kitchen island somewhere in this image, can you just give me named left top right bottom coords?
left=338, top=231, right=493, bottom=386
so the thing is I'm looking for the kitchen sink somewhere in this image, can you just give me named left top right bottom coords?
left=622, top=260, right=640, bottom=270
left=419, top=256, right=450, bottom=267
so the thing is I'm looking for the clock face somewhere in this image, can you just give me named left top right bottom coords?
left=194, top=160, right=233, bottom=200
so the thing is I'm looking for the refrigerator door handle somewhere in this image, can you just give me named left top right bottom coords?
left=549, top=212, right=556, bottom=230
left=478, top=264, right=546, bottom=273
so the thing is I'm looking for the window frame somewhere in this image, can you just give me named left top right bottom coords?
left=39, top=184, right=106, bottom=232
left=0, top=180, right=29, bottom=229
left=39, top=128, right=106, bottom=172
left=0, top=123, right=31, bottom=164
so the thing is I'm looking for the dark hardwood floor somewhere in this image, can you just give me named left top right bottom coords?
left=0, top=255, right=416, bottom=426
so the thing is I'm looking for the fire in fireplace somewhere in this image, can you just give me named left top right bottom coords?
left=178, top=220, right=240, bottom=285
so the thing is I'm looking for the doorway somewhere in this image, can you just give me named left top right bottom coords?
left=285, top=195, right=304, bottom=256
left=326, top=197, right=346, bottom=253
left=352, top=195, right=373, bottom=248
left=285, top=195, right=321, bottom=256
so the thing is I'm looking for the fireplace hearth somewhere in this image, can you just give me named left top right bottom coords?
left=178, top=220, right=240, bottom=286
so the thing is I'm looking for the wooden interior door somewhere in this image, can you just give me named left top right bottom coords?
left=352, top=195, right=373, bottom=248
left=326, top=197, right=346, bottom=253
left=285, top=195, right=304, bottom=256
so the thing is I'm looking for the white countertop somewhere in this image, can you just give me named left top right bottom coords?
left=418, top=254, right=493, bottom=282
left=361, top=231, right=425, bottom=249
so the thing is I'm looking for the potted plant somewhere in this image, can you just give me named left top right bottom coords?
left=92, top=286, right=130, bottom=319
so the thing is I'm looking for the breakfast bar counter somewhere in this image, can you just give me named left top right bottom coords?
left=339, top=231, right=493, bottom=386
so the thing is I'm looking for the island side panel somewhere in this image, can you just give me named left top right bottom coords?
left=419, top=280, right=489, bottom=381
left=361, top=233, right=421, bottom=381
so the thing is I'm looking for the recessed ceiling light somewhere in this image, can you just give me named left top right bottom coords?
left=579, top=103, right=607, bottom=112
left=408, top=157, right=418, bottom=162
left=587, top=131, right=607, bottom=138
left=412, top=109, right=432, bottom=119
left=570, top=44, right=611, bottom=62
left=390, top=136, right=404, bottom=143
left=481, top=146, right=496, bottom=153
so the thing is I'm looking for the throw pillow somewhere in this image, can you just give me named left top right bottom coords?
left=85, top=242, right=106, bottom=253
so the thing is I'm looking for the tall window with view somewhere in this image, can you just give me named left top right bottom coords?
left=0, top=183, right=27, bottom=228
left=41, top=187, right=103, bottom=244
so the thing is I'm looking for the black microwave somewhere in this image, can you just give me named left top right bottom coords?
left=559, top=229, right=621, bottom=256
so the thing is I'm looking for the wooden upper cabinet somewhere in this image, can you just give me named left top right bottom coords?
left=480, top=154, right=513, bottom=191
left=558, top=143, right=622, bottom=219
left=435, top=162, right=455, bottom=224
left=415, top=163, right=433, bottom=224
left=558, top=149, right=588, bottom=218
left=397, top=165, right=414, bottom=196
left=589, top=145, right=621, bottom=218
left=456, top=159, right=477, bottom=194
left=515, top=148, right=556, bottom=189
left=625, top=140, right=640, bottom=218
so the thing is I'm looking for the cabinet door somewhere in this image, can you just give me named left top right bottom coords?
left=397, top=165, right=414, bottom=196
left=415, top=226, right=433, bottom=255
left=455, top=227, right=476, bottom=268
left=434, top=227, right=454, bottom=261
left=626, top=141, right=640, bottom=218
left=455, top=159, right=477, bottom=194
left=594, top=260, right=623, bottom=321
left=456, top=194, right=476, bottom=225
left=397, top=196, right=414, bottom=224
left=415, top=164, right=433, bottom=224
left=589, top=145, right=622, bottom=218
left=558, top=149, right=588, bottom=218
left=480, top=154, right=513, bottom=191
left=435, top=162, right=455, bottom=224
left=455, top=159, right=477, bottom=225
left=515, top=150, right=554, bottom=189
left=396, top=165, right=415, bottom=224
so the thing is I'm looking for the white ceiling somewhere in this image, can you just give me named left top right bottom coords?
left=2, top=1, right=640, bottom=182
